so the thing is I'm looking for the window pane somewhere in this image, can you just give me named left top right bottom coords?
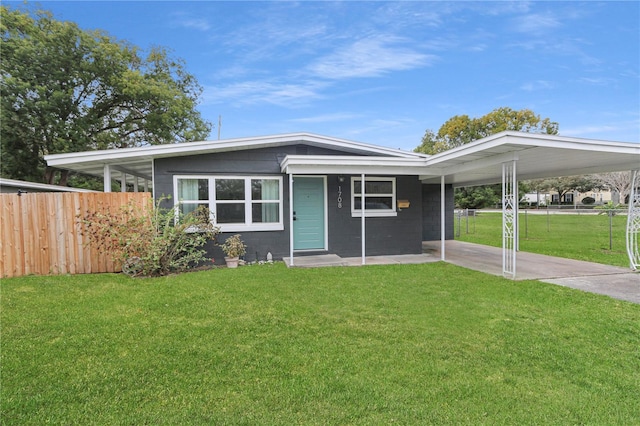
left=178, top=179, right=208, bottom=200
left=179, top=203, right=207, bottom=216
left=354, top=196, right=362, bottom=209
left=251, top=179, right=279, bottom=200
left=216, top=203, right=245, bottom=223
left=354, top=197, right=393, bottom=210
left=252, top=203, right=279, bottom=223
left=365, top=180, right=392, bottom=194
left=216, top=179, right=244, bottom=200
left=354, top=181, right=361, bottom=194
left=366, top=197, right=393, bottom=210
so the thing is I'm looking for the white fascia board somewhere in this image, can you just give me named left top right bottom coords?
left=0, top=178, right=97, bottom=192
left=45, top=132, right=425, bottom=168
left=280, top=155, right=428, bottom=175
left=425, top=131, right=640, bottom=167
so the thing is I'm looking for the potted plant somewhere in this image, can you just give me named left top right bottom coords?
left=220, top=234, right=246, bottom=268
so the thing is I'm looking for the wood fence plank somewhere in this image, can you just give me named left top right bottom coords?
left=66, top=193, right=80, bottom=274
left=12, top=195, right=24, bottom=277
left=0, top=192, right=150, bottom=278
left=0, top=195, right=18, bottom=277
left=53, top=193, right=67, bottom=274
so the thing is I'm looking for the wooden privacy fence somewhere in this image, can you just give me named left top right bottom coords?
left=1, top=192, right=151, bottom=278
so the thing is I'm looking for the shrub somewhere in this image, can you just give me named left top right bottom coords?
left=595, top=201, right=622, bottom=216
left=220, top=234, right=247, bottom=258
left=83, top=196, right=219, bottom=276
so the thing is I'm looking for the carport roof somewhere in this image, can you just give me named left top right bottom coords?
left=420, top=131, right=640, bottom=187
left=44, top=131, right=640, bottom=187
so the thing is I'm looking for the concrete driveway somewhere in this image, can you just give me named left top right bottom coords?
left=424, top=241, right=640, bottom=304
left=286, top=241, right=639, bottom=304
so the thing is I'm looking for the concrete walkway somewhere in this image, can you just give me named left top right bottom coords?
left=285, top=241, right=640, bottom=304
left=423, top=241, right=640, bottom=304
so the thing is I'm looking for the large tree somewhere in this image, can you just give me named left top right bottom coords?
left=592, top=172, right=632, bottom=204
left=415, top=107, right=559, bottom=209
left=415, top=107, right=558, bottom=155
left=1, top=6, right=212, bottom=185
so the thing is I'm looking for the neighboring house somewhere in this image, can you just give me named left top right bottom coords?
left=0, top=178, right=96, bottom=194
left=523, top=189, right=614, bottom=206
left=44, top=131, right=640, bottom=273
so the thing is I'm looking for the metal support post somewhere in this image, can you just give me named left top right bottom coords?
left=626, top=169, right=640, bottom=270
left=502, top=161, right=518, bottom=278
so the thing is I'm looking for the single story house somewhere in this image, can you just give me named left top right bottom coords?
left=45, top=131, right=640, bottom=276
left=523, top=189, right=617, bottom=207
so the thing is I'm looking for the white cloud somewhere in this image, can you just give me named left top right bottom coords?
left=288, top=113, right=364, bottom=124
left=202, top=80, right=327, bottom=108
left=512, top=12, right=561, bottom=35
left=520, top=80, right=555, bottom=91
left=308, top=35, right=434, bottom=80
left=579, top=77, right=614, bottom=86
left=171, top=13, right=211, bottom=31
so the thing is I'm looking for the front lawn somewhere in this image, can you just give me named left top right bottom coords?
left=455, top=211, right=630, bottom=267
left=2, top=263, right=639, bottom=424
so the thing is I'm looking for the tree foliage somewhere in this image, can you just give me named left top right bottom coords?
left=592, top=172, right=632, bottom=204
left=0, top=6, right=212, bottom=184
left=414, top=107, right=559, bottom=208
left=455, top=185, right=501, bottom=210
left=415, top=107, right=559, bottom=155
left=83, top=197, right=219, bottom=277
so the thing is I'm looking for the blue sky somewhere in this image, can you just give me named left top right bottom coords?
left=10, top=1, right=640, bottom=150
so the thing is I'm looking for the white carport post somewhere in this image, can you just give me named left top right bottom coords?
left=441, top=175, right=446, bottom=261
left=361, top=173, right=366, bottom=265
left=103, top=164, right=112, bottom=192
left=502, top=160, right=518, bottom=278
left=626, top=169, right=640, bottom=270
left=289, top=173, right=294, bottom=266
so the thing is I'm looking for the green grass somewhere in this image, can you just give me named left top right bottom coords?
left=2, top=264, right=639, bottom=424
left=455, top=211, right=630, bottom=267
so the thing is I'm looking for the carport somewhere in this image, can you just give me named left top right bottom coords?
left=418, top=131, right=640, bottom=278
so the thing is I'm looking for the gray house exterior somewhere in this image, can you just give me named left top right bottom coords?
left=45, top=131, right=640, bottom=276
left=153, top=140, right=453, bottom=264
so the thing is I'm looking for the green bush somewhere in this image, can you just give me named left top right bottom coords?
left=83, top=197, right=219, bottom=276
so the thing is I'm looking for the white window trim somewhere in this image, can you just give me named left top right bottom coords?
left=351, top=176, right=397, bottom=218
left=173, top=175, right=284, bottom=232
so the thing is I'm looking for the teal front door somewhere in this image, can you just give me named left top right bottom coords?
left=293, top=177, right=325, bottom=250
